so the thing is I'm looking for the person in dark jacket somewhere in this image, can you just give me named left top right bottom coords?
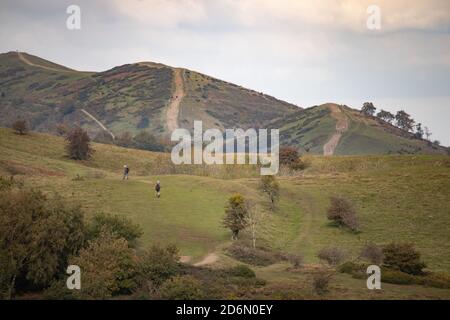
left=155, top=180, right=161, bottom=198
left=123, top=165, right=129, bottom=180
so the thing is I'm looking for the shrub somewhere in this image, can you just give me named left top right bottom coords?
left=159, top=275, right=203, bottom=300
left=381, top=269, right=416, bottom=285
left=259, top=175, right=280, bottom=210
left=12, top=120, right=28, bottom=135
left=317, top=247, right=346, bottom=266
left=0, top=189, right=85, bottom=299
left=70, top=230, right=137, bottom=299
left=87, top=212, right=142, bottom=247
left=312, top=271, right=333, bottom=295
left=227, top=243, right=279, bottom=266
left=42, top=280, right=76, bottom=300
left=65, top=126, right=94, bottom=160
left=279, top=146, right=308, bottom=170
left=227, top=265, right=256, bottom=278
left=327, top=196, right=360, bottom=232
left=360, top=243, right=384, bottom=265
left=382, top=242, right=426, bottom=275
left=136, top=244, right=180, bottom=291
left=222, top=194, right=248, bottom=240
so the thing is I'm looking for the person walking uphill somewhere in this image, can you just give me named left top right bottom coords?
left=155, top=180, right=161, bottom=198
left=123, top=165, right=129, bottom=180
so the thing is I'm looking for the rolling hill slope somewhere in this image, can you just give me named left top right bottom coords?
left=0, top=51, right=446, bottom=155
left=1, top=128, right=450, bottom=299
left=0, top=51, right=299, bottom=138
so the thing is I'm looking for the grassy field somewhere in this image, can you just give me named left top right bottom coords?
left=1, top=128, right=449, bottom=299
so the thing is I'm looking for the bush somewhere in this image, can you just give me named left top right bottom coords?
left=279, top=146, right=308, bottom=170
left=65, top=126, right=94, bottom=160
left=381, top=269, right=416, bottom=285
left=317, top=247, right=346, bottom=266
left=42, top=280, right=76, bottom=300
left=382, top=243, right=426, bottom=275
left=87, top=212, right=142, bottom=247
left=159, top=275, right=203, bottom=300
left=312, top=271, right=333, bottom=295
left=70, top=231, right=137, bottom=299
left=222, top=194, right=249, bottom=240
left=327, top=196, right=360, bottom=232
left=360, top=243, right=384, bottom=265
left=136, top=244, right=180, bottom=291
left=227, top=265, right=256, bottom=278
left=259, top=175, right=280, bottom=210
left=0, top=189, right=85, bottom=299
left=227, top=243, right=279, bottom=266
left=12, top=120, right=28, bottom=135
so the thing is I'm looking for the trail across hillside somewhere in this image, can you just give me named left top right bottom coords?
left=166, top=68, right=185, bottom=132
left=323, top=105, right=349, bottom=156
left=80, top=109, right=115, bottom=140
left=17, top=51, right=72, bottom=73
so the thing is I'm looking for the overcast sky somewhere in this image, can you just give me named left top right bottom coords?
left=1, top=0, right=449, bottom=146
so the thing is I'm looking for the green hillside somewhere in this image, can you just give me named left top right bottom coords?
left=1, top=128, right=449, bottom=299
left=276, top=104, right=447, bottom=155
left=0, top=51, right=298, bottom=139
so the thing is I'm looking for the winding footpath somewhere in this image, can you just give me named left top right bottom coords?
left=166, top=68, right=185, bottom=132
left=323, top=105, right=349, bottom=156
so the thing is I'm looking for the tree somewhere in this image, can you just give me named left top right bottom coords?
left=132, top=131, right=165, bottom=152
left=56, top=123, right=69, bottom=137
left=136, top=244, right=180, bottom=291
left=0, top=189, right=85, bottom=299
left=86, top=212, right=143, bottom=248
left=395, top=110, right=415, bottom=132
left=424, top=126, right=432, bottom=141
left=70, top=230, right=137, bottom=299
left=246, top=202, right=263, bottom=249
left=376, top=110, right=395, bottom=124
left=116, top=131, right=133, bottom=148
left=259, top=175, right=280, bottom=210
left=65, top=126, right=94, bottom=160
left=414, top=123, right=424, bottom=139
left=12, top=120, right=28, bottom=135
left=222, top=194, right=249, bottom=240
left=361, top=102, right=376, bottom=116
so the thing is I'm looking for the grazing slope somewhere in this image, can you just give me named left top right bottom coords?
left=0, top=51, right=298, bottom=139
left=1, top=128, right=449, bottom=299
left=274, top=104, right=446, bottom=155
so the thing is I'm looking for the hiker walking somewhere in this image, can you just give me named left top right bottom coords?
left=123, top=165, right=129, bottom=180
left=155, top=180, right=161, bottom=198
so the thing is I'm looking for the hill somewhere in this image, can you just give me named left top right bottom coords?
left=274, top=103, right=447, bottom=155
left=0, top=51, right=298, bottom=139
left=1, top=128, right=449, bottom=299
left=0, top=51, right=447, bottom=155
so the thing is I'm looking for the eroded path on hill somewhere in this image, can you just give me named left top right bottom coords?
left=80, top=109, right=115, bottom=140
left=323, top=105, right=349, bottom=156
left=166, top=68, right=185, bottom=132
left=17, top=51, right=72, bottom=73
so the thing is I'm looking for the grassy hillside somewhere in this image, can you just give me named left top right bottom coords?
left=276, top=104, right=446, bottom=155
left=0, top=51, right=298, bottom=139
left=1, top=128, right=449, bottom=299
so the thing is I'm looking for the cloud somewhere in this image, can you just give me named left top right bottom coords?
left=111, top=0, right=450, bottom=32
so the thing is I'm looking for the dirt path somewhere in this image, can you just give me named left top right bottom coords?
left=17, top=51, right=72, bottom=73
left=166, top=68, right=185, bottom=132
left=193, top=253, right=219, bottom=266
left=323, top=105, right=349, bottom=156
left=80, top=109, right=115, bottom=140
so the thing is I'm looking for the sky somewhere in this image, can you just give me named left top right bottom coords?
left=1, top=0, right=449, bottom=146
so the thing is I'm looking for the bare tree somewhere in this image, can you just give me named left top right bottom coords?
left=424, top=126, right=432, bottom=141
left=246, top=201, right=264, bottom=249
